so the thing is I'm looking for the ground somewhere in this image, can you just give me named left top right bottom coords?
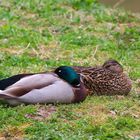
left=0, top=0, right=140, bottom=139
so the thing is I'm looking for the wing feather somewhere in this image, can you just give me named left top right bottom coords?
left=0, top=74, right=34, bottom=90
left=0, top=73, right=60, bottom=97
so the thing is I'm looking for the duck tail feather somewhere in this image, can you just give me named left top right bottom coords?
left=0, top=91, right=16, bottom=99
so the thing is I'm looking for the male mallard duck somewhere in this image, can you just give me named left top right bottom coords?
left=72, top=59, right=132, bottom=96
left=0, top=66, right=87, bottom=105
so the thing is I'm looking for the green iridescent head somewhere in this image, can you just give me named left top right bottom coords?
left=55, top=66, right=80, bottom=86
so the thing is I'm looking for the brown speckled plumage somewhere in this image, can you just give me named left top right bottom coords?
left=73, top=60, right=132, bottom=96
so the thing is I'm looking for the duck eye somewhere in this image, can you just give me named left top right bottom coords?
left=58, top=70, right=62, bottom=73
left=105, top=65, right=110, bottom=68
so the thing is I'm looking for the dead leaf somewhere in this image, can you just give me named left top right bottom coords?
left=25, top=105, right=56, bottom=121
left=115, top=95, right=125, bottom=100
left=109, top=110, right=117, bottom=116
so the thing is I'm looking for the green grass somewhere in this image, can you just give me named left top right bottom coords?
left=0, top=0, right=140, bottom=139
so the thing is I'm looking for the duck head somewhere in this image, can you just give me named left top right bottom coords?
left=103, top=59, right=123, bottom=73
left=54, top=66, right=80, bottom=87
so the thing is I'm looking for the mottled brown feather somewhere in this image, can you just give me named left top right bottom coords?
left=72, top=60, right=132, bottom=96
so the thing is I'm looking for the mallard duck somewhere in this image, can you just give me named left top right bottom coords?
left=0, top=66, right=87, bottom=105
left=72, top=59, right=132, bottom=96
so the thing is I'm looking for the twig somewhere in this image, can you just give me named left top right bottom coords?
left=113, top=0, right=125, bottom=9
left=92, top=45, right=98, bottom=59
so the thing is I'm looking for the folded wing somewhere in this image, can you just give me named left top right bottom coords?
left=0, top=74, right=34, bottom=90
left=0, top=73, right=60, bottom=97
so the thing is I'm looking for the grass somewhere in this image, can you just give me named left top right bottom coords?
left=0, top=0, right=140, bottom=139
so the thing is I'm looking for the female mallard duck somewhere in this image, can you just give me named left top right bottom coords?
left=72, top=59, right=132, bottom=96
left=0, top=66, right=87, bottom=105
